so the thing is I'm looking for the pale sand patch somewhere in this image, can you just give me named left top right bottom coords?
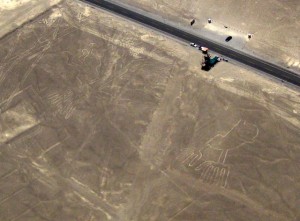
left=0, top=0, right=62, bottom=38
left=0, top=0, right=32, bottom=10
left=0, top=100, right=39, bottom=143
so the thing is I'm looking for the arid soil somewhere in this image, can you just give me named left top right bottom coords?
left=0, top=1, right=299, bottom=220
left=117, top=0, right=300, bottom=73
left=0, top=0, right=62, bottom=38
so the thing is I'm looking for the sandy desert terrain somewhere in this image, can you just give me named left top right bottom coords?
left=0, top=0, right=299, bottom=220
left=117, top=0, right=300, bottom=73
left=0, top=0, right=62, bottom=38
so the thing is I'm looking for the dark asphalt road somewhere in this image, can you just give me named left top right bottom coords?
left=82, top=0, right=300, bottom=87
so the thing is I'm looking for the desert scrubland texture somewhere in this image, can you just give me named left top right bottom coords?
left=117, top=0, right=300, bottom=73
left=0, top=0, right=299, bottom=221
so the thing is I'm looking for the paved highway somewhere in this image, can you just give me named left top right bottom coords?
left=82, top=0, right=300, bottom=87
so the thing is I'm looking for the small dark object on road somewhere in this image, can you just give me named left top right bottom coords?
left=248, top=34, right=252, bottom=39
left=225, top=36, right=232, bottom=42
left=208, top=18, right=212, bottom=23
left=224, top=26, right=228, bottom=28
left=190, top=19, right=195, bottom=26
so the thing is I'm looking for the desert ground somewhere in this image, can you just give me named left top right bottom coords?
left=117, top=0, right=300, bottom=73
left=0, top=0, right=62, bottom=38
left=0, top=0, right=299, bottom=221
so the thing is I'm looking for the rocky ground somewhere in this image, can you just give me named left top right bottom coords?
left=0, top=0, right=299, bottom=220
